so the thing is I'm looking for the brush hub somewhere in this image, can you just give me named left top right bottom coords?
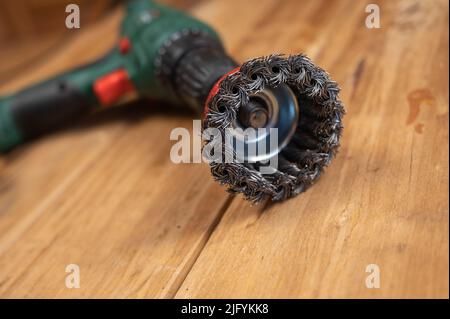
left=232, top=84, right=299, bottom=163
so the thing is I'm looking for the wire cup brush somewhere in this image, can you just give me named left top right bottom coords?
left=201, top=54, right=344, bottom=202
left=0, top=0, right=344, bottom=202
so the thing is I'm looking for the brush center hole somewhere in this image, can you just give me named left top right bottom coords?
left=239, top=97, right=270, bottom=129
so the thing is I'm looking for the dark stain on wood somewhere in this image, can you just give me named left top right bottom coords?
left=351, top=58, right=365, bottom=100
left=353, top=59, right=366, bottom=88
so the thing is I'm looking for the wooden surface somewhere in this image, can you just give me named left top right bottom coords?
left=0, top=0, right=448, bottom=298
left=0, top=0, right=115, bottom=44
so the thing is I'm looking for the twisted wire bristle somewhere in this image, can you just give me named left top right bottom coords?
left=203, top=54, right=345, bottom=202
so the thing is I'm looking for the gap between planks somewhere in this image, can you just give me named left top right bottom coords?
left=166, top=195, right=235, bottom=298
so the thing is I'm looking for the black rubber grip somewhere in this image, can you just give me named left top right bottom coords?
left=10, top=80, right=90, bottom=138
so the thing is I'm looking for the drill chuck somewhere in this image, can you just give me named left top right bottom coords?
left=157, top=30, right=238, bottom=113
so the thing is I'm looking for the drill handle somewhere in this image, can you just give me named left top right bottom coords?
left=0, top=51, right=123, bottom=152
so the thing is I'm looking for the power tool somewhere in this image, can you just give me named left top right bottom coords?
left=0, top=0, right=344, bottom=202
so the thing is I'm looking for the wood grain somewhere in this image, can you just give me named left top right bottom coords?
left=0, top=1, right=230, bottom=298
left=176, top=0, right=449, bottom=299
left=0, top=0, right=115, bottom=43
left=0, top=0, right=448, bottom=298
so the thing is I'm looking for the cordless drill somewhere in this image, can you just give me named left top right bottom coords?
left=0, top=0, right=344, bottom=202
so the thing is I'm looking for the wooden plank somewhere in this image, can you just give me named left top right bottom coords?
left=0, top=1, right=231, bottom=298
left=0, top=0, right=448, bottom=299
left=0, top=0, right=114, bottom=43
left=176, top=0, right=449, bottom=298
left=0, top=8, right=125, bottom=246
left=0, top=112, right=231, bottom=298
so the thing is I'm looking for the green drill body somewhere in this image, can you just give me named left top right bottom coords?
left=0, top=0, right=223, bottom=152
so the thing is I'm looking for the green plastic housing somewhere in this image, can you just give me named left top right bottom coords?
left=0, top=0, right=220, bottom=152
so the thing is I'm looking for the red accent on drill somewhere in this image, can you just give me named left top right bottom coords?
left=93, top=69, right=136, bottom=106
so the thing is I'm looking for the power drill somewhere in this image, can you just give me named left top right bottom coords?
left=0, top=0, right=344, bottom=202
